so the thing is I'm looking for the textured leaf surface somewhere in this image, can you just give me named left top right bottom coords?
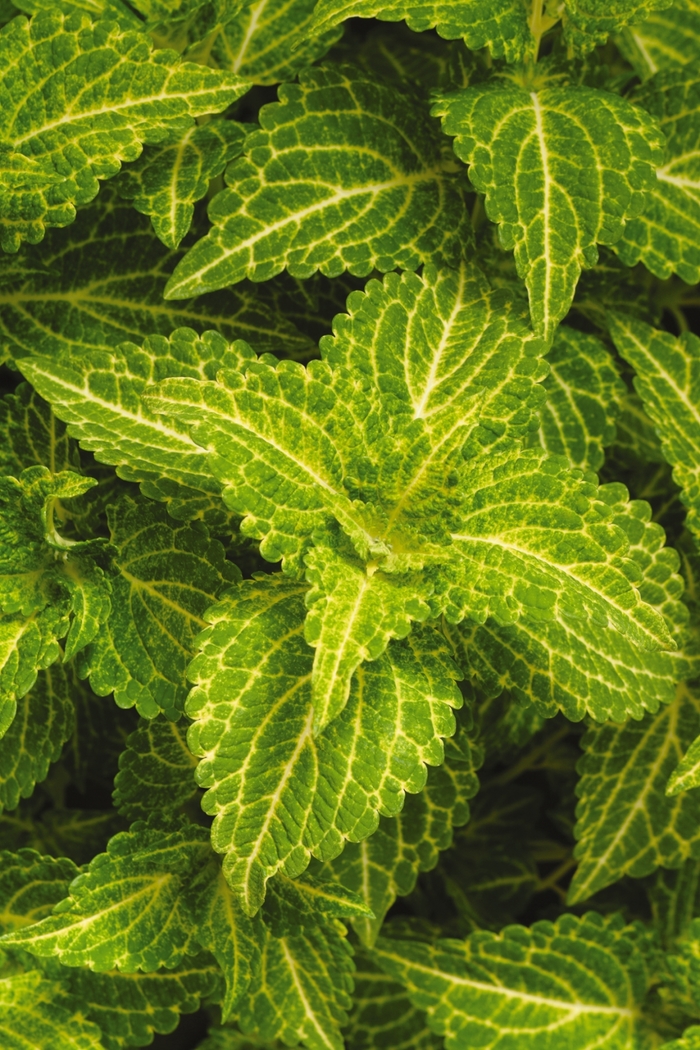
left=308, top=0, right=532, bottom=62
left=21, top=328, right=257, bottom=527
left=616, top=65, right=700, bottom=283
left=0, top=11, right=249, bottom=251
left=374, top=913, right=654, bottom=1050
left=0, top=849, right=79, bottom=934
left=186, top=574, right=463, bottom=914
left=118, top=119, right=248, bottom=249
left=165, top=65, right=470, bottom=299
left=0, top=193, right=314, bottom=366
left=618, top=0, right=700, bottom=79
left=569, top=683, right=700, bottom=904
left=0, top=383, right=79, bottom=479
left=433, top=82, right=664, bottom=339
left=562, top=0, right=675, bottom=50
left=609, top=313, right=700, bottom=539
left=0, top=967, right=104, bottom=1050
left=113, top=714, right=199, bottom=821
left=345, top=948, right=442, bottom=1050
left=80, top=496, right=237, bottom=719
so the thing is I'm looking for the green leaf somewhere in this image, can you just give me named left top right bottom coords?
left=608, top=313, right=700, bottom=539
left=568, top=683, right=700, bottom=904
left=165, top=64, right=470, bottom=300
left=345, top=947, right=442, bottom=1050
left=0, top=819, right=212, bottom=969
left=0, top=192, right=314, bottom=367
left=644, top=859, right=700, bottom=947
left=186, top=574, right=464, bottom=914
left=615, top=65, right=700, bottom=285
left=113, top=713, right=199, bottom=821
left=0, top=662, right=76, bottom=813
left=209, top=0, right=342, bottom=85
left=310, top=718, right=481, bottom=946
left=0, top=849, right=79, bottom=935
left=659, top=1028, right=700, bottom=1050
left=669, top=734, right=700, bottom=796
left=0, top=966, right=104, bottom=1050
left=13, top=0, right=143, bottom=26
left=562, top=0, right=675, bottom=51
left=0, top=804, right=125, bottom=867
left=118, top=119, right=249, bottom=249
left=66, top=955, right=222, bottom=1050
left=531, top=326, right=625, bottom=472
left=433, top=82, right=664, bottom=340
left=197, top=1028, right=285, bottom=1050
left=21, top=328, right=258, bottom=528
left=0, top=10, right=249, bottom=251
left=0, top=383, right=80, bottom=478
left=80, top=496, right=238, bottom=719
left=374, top=912, right=655, bottom=1050
left=617, top=1, right=700, bottom=80
left=307, top=0, right=532, bottom=63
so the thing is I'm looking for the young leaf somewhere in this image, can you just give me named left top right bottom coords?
left=374, top=912, right=655, bottom=1050
left=0, top=819, right=212, bottom=969
left=165, top=64, right=470, bottom=299
left=433, top=82, right=664, bottom=340
left=80, top=496, right=238, bottom=719
left=117, top=119, right=249, bottom=249
left=0, top=662, right=76, bottom=812
left=21, top=329, right=257, bottom=528
left=615, top=65, right=700, bottom=284
left=345, top=947, right=442, bottom=1050
left=307, top=0, right=532, bottom=63
left=568, top=683, right=700, bottom=904
left=617, top=0, right=700, bottom=80
left=608, top=313, right=700, bottom=539
left=113, top=714, right=199, bottom=821
left=0, top=966, right=104, bottom=1050
left=0, top=849, right=79, bottom=934
left=0, top=11, right=249, bottom=251
left=0, top=193, right=314, bottom=366
left=209, top=0, right=342, bottom=85
left=186, top=574, right=463, bottom=914
left=532, top=326, right=624, bottom=472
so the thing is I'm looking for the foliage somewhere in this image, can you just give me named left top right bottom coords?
left=2, top=2, right=700, bottom=1049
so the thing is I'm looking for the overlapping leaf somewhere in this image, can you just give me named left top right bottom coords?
left=113, top=713, right=199, bottom=821
left=186, top=574, right=464, bottom=914
left=374, top=912, right=655, bottom=1050
left=562, top=0, right=675, bottom=51
left=569, top=683, right=700, bottom=904
left=618, top=0, right=700, bottom=79
left=433, top=82, right=664, bottom=339
left=345, top=948, right=442, bottom=1050
left=79, top=496, right=238, bottom=719
left=616, top=65, right=700, bottom=284
left=0, top=383, right=79, bottom=478
left=0, top=964, right=104, bottom=1050
left=0, top=11, right=249, bottom=251
left=165, top=64, right=470, bottom=300
left=0, top=849, right=79, bottom=934
left=118, top=119, right=249, bottom=249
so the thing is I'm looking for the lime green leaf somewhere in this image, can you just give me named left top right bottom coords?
left=659, top=1027, right=700, bottom=1050
left=261, top=873, right=373, bottom=929
left=118, top=119, right=248, bottom=249
left=374, top=912, right=655, bottom=1050
left=615, top=66, right=700, bottom=285
left=307, top=0, right=532, bottom=63
left=0, top=11, right=249, bottom=251
left=113, top=714, right=199, bottom=821
left=13, top=0, right=143, bottom=25
left=186, top=574, right=463, bottom=914
left=0, top=192, right=314, bottom=367
left=311, top=718, right=481, bottom=946
left=568, top=682, right=700, bottom=904
left=0, top=820, right=211, bottom=969
left=433, top=82, right=664, bottom=340
left=211, top=0, right=342, bottom=85
left=609, top=313, right=700, bottom=538
left=532, top=326, right=624, bottom=472
left=669, top=734, right=700, bottom=796
left=67, top=955, right=222, bottom=1050
left=617, top=1, right=700, bottom=80
left=562, top=0, right=674, bottom=51
left=0, top=663, right=76, bottom=813
left=21, top=329, right=257, bottom=528
left=0, top=966, right=104, bottom=1050
left=607, top=387, right=667, bottom=467
left=0, top=609, right=70, bottom=738
left=345, top=947, right=442, bottom=1050
left=165, top=64, right=470, bottom=300
left=80, top=496, right=238, bottom=720
left=0, top=850, right=79, bottom=935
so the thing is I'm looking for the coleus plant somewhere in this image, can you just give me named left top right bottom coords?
left=4, top=2, right=700, bottom=1050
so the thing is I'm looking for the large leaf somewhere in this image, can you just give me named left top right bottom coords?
left=433, top=82, right=663, bottom=340
left=0, top=11, right=249, bottom=250
left=165, top=64, right=470, bottom=300
left=616, top=65, right=700, bottom=284
left=561, top=0, right=675, bottom=50
left=185, top=574, right=463, bottom=914
left=0, top=965, right=104, bottom=1050
left=568, top=683, right=700, bottom=904
left=0, top=193, right=314, bottom=367
left=79, top=496, right=238, bottom=719
left=618, top=0, right=700, bottom=80
left=374, top=913, right=655, bottom=1050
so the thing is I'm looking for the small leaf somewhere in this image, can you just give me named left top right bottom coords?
left=0, top=849, right=79, bottom=935
left=112, top=714, right=199, bottom=821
